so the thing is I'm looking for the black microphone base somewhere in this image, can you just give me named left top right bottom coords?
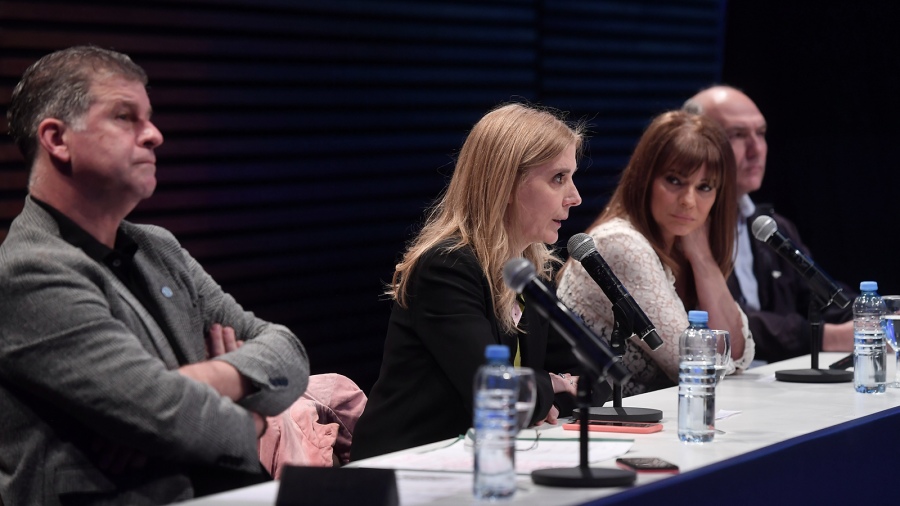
left=531, top=466, right=635, bottom=488
left=574, top=406, right=663, bottom=423
left=775, top=368, right=853, bottom=383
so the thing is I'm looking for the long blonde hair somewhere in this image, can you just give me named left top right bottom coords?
left=390, top=103, right=585, bottom=333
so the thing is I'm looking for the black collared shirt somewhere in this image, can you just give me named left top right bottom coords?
left=32, top=197, right=186, bottom=364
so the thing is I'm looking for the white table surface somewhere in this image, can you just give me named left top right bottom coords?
left=182, top=352, right=900, bottom=505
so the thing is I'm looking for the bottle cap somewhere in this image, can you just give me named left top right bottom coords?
left=485, top=344, right=510, bottom=361
left=687, top=310, right=709, bottom=323
left=860, top=281, right=878, bottom=292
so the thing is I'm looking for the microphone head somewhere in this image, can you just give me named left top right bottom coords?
left=641, top=329, right=664, bottom=351
left=502, top=258, right=537, bottom=293
left=751, top=215, right=778, bottom=242
left=567, top=233, right=597, bottom=262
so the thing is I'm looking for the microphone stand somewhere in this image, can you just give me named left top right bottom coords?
left=577, top=304, right=662, bottom=422
left=775, top=296, right=853, bottom=383
left=531, top=374, right=636, bottom=487
left=501, top=257, right=637, bottom=487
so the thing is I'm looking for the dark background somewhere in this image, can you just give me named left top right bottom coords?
left=1, top=0, right=896, bottom=393
left=723, top=1, right=900, bottom=298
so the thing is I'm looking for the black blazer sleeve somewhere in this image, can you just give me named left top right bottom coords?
left=352, top=244, right=575, bottom=460
left=408, top=247, right=562, bottom=424
left=730, top=209, right=853, bottom=362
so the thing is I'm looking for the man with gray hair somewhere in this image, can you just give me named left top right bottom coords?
left=0, top=46, right=309, bottom=504
left=684, top=86, right=853, bottom=363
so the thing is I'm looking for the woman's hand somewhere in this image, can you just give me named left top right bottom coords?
left=681, top=221, right=748, bottom=361
left=531, top=373, right=578, bottom=426
left=823, top=321, right=854, bottom=352
left=551, top=372, right=578, bottom=397
left=679, top=220, right=715, bottom=266
left=534, top=404, right=559, bottom=426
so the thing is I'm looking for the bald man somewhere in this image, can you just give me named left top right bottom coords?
left=684, top=86, right=853, bottom=363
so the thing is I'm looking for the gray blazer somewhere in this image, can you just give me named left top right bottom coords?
left=0, top=197, right=310, bottom=505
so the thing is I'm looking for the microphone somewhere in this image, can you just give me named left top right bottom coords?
left=751, top=215, right=850, bottom=309
left=502, top=258, right=631, bottom=384
left=567, top=233, right=664, bottom=351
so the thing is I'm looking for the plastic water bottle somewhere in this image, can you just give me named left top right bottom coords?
left=678, top=310, right=716, bottom=443
left=853, top=281, right=887, bottom=394
left=473, top=344, right=518, bottom=500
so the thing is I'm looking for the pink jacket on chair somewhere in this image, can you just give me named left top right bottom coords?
left=258, top=373, right=367, bottom=479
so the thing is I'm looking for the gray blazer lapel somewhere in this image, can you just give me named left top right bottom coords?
left=129, top=231, right=208, bottom=365
left=21, top=199, right=183, bottom=368
left=106, top=273, right=181, bottom=369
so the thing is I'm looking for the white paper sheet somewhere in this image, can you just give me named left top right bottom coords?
left=366, top=437, right=633, bottom=474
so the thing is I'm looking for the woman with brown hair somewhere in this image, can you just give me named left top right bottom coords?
left=558, top=110, right=755, bottom=396
left=352, top=103, right=590, bottom=460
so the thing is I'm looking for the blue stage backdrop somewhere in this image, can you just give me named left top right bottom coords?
left=0, top=0, right=726, bottom=392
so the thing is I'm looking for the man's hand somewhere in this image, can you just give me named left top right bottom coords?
left=252, top=412, right=268, bottom=438
left=206, top=323, right=243, bottom=358
left=178, top=323, right=253, bottom=401
left=179, top=360, right=252, bottom=401
left=179, top=323, right=268, bottom=438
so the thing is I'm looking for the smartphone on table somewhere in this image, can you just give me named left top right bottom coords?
left=615, top=457, right=679, bottom=474
left=561, top=421, right=663, bottom=434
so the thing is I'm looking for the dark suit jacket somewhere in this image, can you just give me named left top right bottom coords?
left=727, top=205, right=853, bottom=363
left=351, top=242, right=590, bottom=461
left=0, top=197, right=309, bottom=505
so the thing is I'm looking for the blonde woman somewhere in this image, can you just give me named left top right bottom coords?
left=352, top=103, right=588, bottom=460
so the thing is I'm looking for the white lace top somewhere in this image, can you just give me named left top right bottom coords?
left=557, top=217, right=755, bottom=396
